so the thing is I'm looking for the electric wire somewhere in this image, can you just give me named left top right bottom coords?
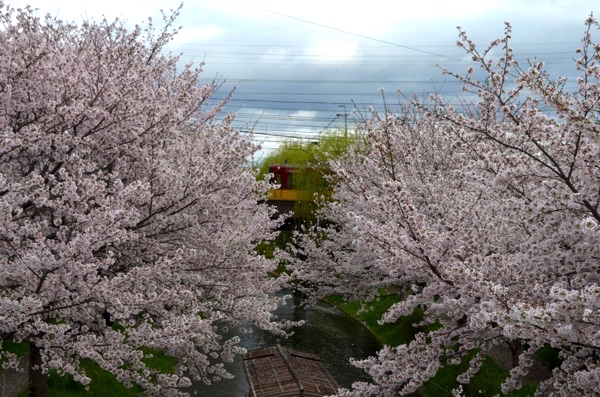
left=163, top=3, right=587, bottom=146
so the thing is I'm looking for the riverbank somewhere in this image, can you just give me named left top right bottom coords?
left=325, top=291, right=541, bottom=397
left=0, top=341, right=175, bottom=397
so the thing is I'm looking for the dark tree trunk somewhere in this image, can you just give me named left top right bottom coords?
left=507, top=339, right=524, bottom=369
left=28, top=343, right=48, bottom=397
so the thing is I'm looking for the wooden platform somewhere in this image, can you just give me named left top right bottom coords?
left=243, top=345, right=339, bottom=397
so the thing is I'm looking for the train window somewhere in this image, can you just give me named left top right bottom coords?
left=276, top=174, right=282, bottom=186
left=287, top=173, right=293, bottom=188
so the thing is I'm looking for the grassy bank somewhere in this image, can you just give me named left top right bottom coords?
left=326, top=292, right=538, bottom=397
left=325, top=293, right=430, bottom=347
left=1, top=340, right=176, bottom=397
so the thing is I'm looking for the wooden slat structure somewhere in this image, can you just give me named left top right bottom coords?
left=243, top=345, right=340, bottom=397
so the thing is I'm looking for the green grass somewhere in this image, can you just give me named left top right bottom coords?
left=48, top=359, right=143, bottom=397
left=327, top=292, right=540, bottom=396
left=256, top=230, right=294, bottom=276
left=1, top=339, right=30, bottom=357
left=326, top=292, right=438, bottom=347
left=140, top=347, right=178, bottom=374
left=535, top=344, right=561, bottom=368
left=48, top=348, right=178, bottom=396
left=422, top=352, right=537, bottom=397
left=1, top=340, right=178, bottom=397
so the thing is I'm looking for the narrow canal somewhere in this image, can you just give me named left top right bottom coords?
left=190, top=290, right=381, bottom=396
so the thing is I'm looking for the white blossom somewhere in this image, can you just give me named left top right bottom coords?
left=0, top=4, right=288, bottom=396
left=293, top=17, right=600, bottom=397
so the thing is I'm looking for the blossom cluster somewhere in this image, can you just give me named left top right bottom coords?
left=292, top=18, right=600, bottom=396
left=0, top=3, right=287, bottom=395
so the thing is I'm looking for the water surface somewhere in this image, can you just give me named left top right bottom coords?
left=190, top=291, right=380, bottom=396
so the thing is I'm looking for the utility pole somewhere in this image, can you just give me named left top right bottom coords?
left=338, top=105, right=348, bottom=145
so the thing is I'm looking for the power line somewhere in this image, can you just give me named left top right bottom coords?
left=201, top=78, right=465, bottom=84
left=173, top=51, right=577, bottom=64
left=215, top=98, right=356, bottom=105
left=245, top=130, right=321, bottom=139
left=228, top=0, right=470, bottom=63
left=166, top=40, right=581, bottom=49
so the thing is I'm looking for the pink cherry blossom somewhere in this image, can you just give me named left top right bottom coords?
left=293, top=18, right=600, bottom=397
left=0, top=3, right=289, bottom=396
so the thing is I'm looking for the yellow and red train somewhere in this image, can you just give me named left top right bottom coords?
left=267, top=163, right=309, bottom=202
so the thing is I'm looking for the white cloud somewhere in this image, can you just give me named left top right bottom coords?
left=5, top=0, right=599, bottom=148
left=171, top=25, right=225, bottom=45
left=305, top=40, right=359, bottom=64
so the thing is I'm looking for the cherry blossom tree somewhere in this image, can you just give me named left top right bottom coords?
left=0, top=3, right=289, bottom=396
left=292, top=18, right=600, bottom=396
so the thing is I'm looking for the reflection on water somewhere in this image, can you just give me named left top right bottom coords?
left=190, top=290, right=381, bottom=396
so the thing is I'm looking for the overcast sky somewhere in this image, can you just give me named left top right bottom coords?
left=6, top=0, right=599, bottom=157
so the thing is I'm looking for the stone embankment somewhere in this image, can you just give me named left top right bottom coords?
left=0, top=356, right=28, bottom=397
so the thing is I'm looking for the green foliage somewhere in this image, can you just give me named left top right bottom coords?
left=257, top=130, right=354, bottom=179
left=256, top=230, right=293, bottom=275
left=257, top=130, right=355, bottom=220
